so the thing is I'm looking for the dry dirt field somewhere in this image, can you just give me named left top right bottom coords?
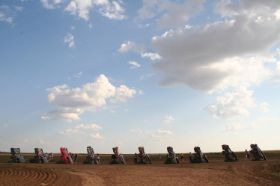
left=0, top=158, right=280, bottom=186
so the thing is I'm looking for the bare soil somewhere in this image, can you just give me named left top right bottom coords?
left=0, top=159, right=280, bottom=186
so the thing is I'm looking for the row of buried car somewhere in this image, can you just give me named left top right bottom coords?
left=8, top=144, right=267, bottom=165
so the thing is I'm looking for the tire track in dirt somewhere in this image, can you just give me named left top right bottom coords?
left=0, top=165, right=62, bottom=186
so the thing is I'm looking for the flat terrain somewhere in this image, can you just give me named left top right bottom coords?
left=0, top=158, right=280, bottom=186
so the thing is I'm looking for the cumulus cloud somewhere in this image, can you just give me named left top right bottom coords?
left=207, top=87, right=256, bottom=119
left=211, top=56, right=272, bottom=91
left=65, top=0, right=125, bottom=21
left=118, top=41, right=142, bottom=53
left=128, top=61, right=141, bottom=69
left=141, top=52, right=162, bottom=61
left=118, top=41, right=161, bottom=62
left=98, top=0, right=125, bottom=20
left=42, top=108, right=82, bottom=121
left=44, top=74, right=137, bottom=121
left=163, top=115, right=175, bottom=124
left=114, top=85, right=137, bottom=102
left=0, top=5, right=23, bottom=24
left=137, top=0, right=205, bottom=29
left=151, top=0, right=280, bottom=91
left=64, top=33, right=75, bottom=48
left=150, top=1, right=280, bottom=120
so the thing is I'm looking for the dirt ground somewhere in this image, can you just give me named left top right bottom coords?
left=0, top=159, right=280, bottom=186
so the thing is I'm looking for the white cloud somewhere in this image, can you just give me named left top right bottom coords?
left=45, top=74, right=137, bottom=120
left=137, top=1, right=280, bottom=128
left=128, top=61, right=141, bottom=69
left=118, top=41, right=161, bottom=62
left=41, top=116, right=50, bottom=120
left=65, top=0, right=125, bottom=21
left=137, top=0, right=205, bottom=29
left=98, top=0, right=125, bottom=20
left=54, top=111, right=81, bottom=121
left=163, top=115, right=175, bottom=124
left=207, top=87, right=256, bottom=119
left=64, top=33, right=75, bottom=48
left=42, top=108, right=82, bottom=121
left=114, top=85, right=137, bottom=102
left=118, top=41, right=142, bottom=53
left=150, top=1, right=280, bottom=122
left=65, top=0, right=93, bottom=21
left=41, top=0, right=63, bottom=9
left=0, top=5, right=23, bottom=24
left=141, top=52, right=161, bottom=61
left=152, top=1, right=280, bottom=91
left=210, top=56, right=272, bottom=92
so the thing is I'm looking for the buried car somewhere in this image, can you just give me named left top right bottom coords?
left=222, top=144, right=238, bottom=162
left=189, top=146, right=209, bottom=163
left=249, top=144, right=267, bottom=161
left=30, top=148, right=48, bottom=163
left=58, top=147, right=74, bottom=164
left=9, top=148, right=25, bottom=163
left=84, top=146, right=100, bottom=164
left=134, top=146, right=151, bottom=164
left=111, top=147, right=126, bottom=164
left=165, top=146, right=179, bottom=164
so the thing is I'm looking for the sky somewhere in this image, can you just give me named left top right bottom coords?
left=0, top=0, right=280, bottom=154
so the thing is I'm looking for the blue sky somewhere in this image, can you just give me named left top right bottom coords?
left=0, top=0, right=280, bottom=154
